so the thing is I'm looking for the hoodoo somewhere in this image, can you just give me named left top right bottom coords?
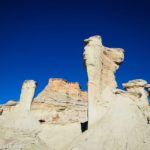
left=16, top=80, right=37, bottom=111
left=84, top=35, right=103, bottom=128
left=84, top=35, right=124, bottom=128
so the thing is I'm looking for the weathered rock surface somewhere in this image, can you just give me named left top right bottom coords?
left=122, top=79, right=150, bottom=125
left=32, top=78, right=87, bottom=124
left=123, top=79, right=148, bottom=103
left=0, top=111, right=48, bottom=150
left=84, top=35, right=103, bottom=127
left=0, top=35, right=150, bottom=150
left=15, top=80, right=37, bottom=112
left=145, top=84, right=150, bottom=96
left=83, top=35, right=124, bottom=128
left=0, top=79, right=83, bottom=150
left=123, top=79, right=147, bottom=88
left=145, top=84, right=150, bottom=90
left=5, top=100, right=17, bottom=106
left=101, top=47, right=124, bottom=89
left=68, top=94, right=150, bottom=150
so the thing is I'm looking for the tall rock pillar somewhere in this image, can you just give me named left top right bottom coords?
left=17, top=80, right=37, bottom=111
left=83, top=35, right=103, bottom=128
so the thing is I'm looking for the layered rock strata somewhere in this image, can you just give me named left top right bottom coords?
left=32, top=78, right=87, bottom=124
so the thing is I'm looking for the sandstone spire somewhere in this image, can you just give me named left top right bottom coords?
left=84, top=35, right=103, bottom=128
left=16, top=80, right=37, bottom=111
left=84, top=35, right=124, bottom=128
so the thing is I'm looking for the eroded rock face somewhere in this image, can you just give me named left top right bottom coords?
left=123, top=79, right=148, bottom=103
left=102, top=47, right=124, bottom=89
left=145, top=84, right=150, bottom=96
left=100, top=47, right=124, bottom=105
left=83, top=35, right=124, bottom=128
left=5, top=100, right=17, bottom=106
left=123, top=79, right=147, bottom=89
left=15, top=80, right=37, bottom=111
left=68, top=94, right=150, bottom=150
left=0, top=81, right=48, bottom=150
left=146, top=84, right=150, bottom=90
left=32, top=78, right=87, bottom=124
left=84, top=35, right=103, bottom=127
left=122, top=79, right=150, bottom=122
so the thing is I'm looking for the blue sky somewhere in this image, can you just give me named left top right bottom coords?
left=0, top=0, right=150, bottom=103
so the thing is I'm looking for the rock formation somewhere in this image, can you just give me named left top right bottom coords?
left=83, top=35, right=124, bottom=128
left=122, top=80, right=150, bottom=125
left=32, top=78, right=87, bottom=124
left=84, top=35, right=103, bottom=128
left=123, top=79, right=148, bottom=104
left=0, top=35, right=150, bottom=150
left=101, top=47, right=124, bottom=89
left=15, top=80, right=37, bottom=111
left=0, top=80, right=48, bottom=150
left=100, top=41, right=124, bottom=107
left=145, top=84, right=150, bottom=97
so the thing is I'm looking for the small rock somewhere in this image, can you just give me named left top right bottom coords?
left=5, top=100, right=17, bottom=106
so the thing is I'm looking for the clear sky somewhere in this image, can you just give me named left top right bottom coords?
left=0, top=0, right=150, bottom=103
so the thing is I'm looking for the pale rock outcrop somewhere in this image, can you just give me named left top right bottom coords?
left=0, top=79, right=84, bottom=150
left=123, top=79, right=148, bottom=103
left=5, top=100, right=17, bottom=106
left=0, top=80, right=48, bottom=150
left=68, top=36, right=150, bottom=150
left=32, top=78, right=87, bottom=124
left=122, top=80, right=150, bottom=121
left=68, top=94, right=150, bottom=150
left=0, top=79, right=88, bottom=124
left=0, top=100, right=17, bottom=115
left=84, top=35, right=103, bottom=128
left=101, top=47, right=124, bottom=89
left=113, top=88, right=125, bottom=94
left=15, top=80, right=37, bottom=111
left=100, top=41, right=124, bottom=105
left=83, top=35, right=124, bottom=128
